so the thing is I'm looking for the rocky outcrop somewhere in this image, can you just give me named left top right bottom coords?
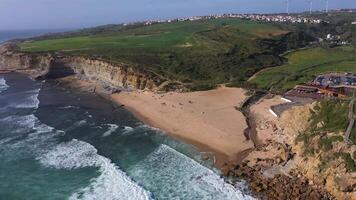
left=222, top=163, right=335, bottom=200
left=227, top=97, right=356, bottom=200
left=0, top=43, right=167, bottom=92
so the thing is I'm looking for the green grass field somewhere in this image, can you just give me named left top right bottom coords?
left=20, top=19, right=293, bottom=89
left=21, top=19, right=286, bottom=53
left=249, top=45, right=356, bottom=92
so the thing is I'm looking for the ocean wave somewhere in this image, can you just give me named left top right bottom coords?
left=102, top=124, right=119, bottom=137
left=0, top=114, right=62, bottom=158
left=121, top=126, right=134, bottom=135
left=38, top=139, right=152, bottom=200
left=7, top=114, right=62, bottom=151
left=11, top=88, right=40, bottom=109
left=130, top=144, right=255, bottom=200
left=0, top=114, right=37, bottom=133
left=0, top=77, right=9, bottom=93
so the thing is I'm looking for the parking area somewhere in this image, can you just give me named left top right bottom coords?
left=314, top=73, right=356, bottom=87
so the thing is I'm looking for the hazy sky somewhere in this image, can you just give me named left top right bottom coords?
left=0, top=0, right=355, bottom=30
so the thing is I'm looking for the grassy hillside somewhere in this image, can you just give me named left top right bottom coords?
left=249, top=45, right=356, bottom=93
left=297, top=100, right=356, bottom=172
left=21, top=19, right=287, bottom=52
left=20, top=19, right=299, bottom=89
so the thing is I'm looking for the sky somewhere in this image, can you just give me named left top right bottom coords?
left=0, top=0, right=355, bottom=30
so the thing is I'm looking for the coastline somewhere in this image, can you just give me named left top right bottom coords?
left=3, top=72, right=341, bottom=199
left=111, top=87, right=255, bottom=167
left=52, top=76, right=346, bottom=199
left=55, top=76, right=255, bottom=167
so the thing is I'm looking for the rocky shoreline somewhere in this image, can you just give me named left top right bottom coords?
left=223, top=162, right=335, bottom=200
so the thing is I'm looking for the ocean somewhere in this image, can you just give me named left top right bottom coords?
left=0, top=73, right=255, bottom=200
left=0, top=29, right=70, bottom=43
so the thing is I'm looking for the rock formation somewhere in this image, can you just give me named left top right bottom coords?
left=0, top=43, right=168, bottom=92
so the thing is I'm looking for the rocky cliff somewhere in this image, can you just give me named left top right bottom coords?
left=223, top=96, right=356, bottom=200
left=0, top=43, right=166, bottom=92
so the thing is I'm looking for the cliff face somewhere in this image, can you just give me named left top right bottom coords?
left=0, top=43, right=164, bottom=91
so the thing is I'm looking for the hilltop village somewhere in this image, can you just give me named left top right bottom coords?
left=139, top=13, right=323, bottom=26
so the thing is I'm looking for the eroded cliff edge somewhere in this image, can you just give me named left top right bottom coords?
left=0, top=43, right=171, bottom=92
left=224, top=96, right=356, bottom=200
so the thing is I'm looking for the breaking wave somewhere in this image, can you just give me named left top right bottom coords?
left=130, top=144, right=255, bottom=200
left=0, top=77, right=9, bottom=93
left=102, top=124, right=119, bottom=137
left=11, top=89, right=40, bottom=109
left=0, top=114, right=37, bottom=134
left=38, top=139, right=152, bottom=200
left=122, top=126, right=134, bottom=135
left=0, top=114, right=63, bottom=159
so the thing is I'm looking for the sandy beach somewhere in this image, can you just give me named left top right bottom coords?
left=112, top=86, right=254, bottom=165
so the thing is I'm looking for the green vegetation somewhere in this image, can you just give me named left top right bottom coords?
left=297, top=100, right=349, bottom=153
left=310, top=100, right=349, bottom=133
left=319, top=136, right=343, bottom=150
left=296, top=100, right=356, bottom=172
left=19, top=19, right=304, bottom=89
left=249, top=45, right=356, bottom=92
left=335, top=152, right=356, bottom=172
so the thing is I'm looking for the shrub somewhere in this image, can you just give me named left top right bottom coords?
left=335, top=152, right=356, bottom=172
left=318, top=135, right=344, bottom=151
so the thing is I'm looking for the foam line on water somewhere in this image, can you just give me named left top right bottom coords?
left=0, top=114, right=37, bottom=133
left=121, top=126, right=134, bottom=135
left=0, top=77, right=9, bottom=93
left=38, top=139, right=152, bottom=200
left=8, top=114, right=61, bottom=150
left=0, top=114, right=63, bottom=160
left=102, top=124, right=119, bottom=137
left=11, top=88, right=40, bottom=109
left=131, top=144, right=255, bottom=200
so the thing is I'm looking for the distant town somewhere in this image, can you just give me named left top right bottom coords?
left=133, top=13, right=323, bottom=26
left=122, top=9, right=355, bottom=27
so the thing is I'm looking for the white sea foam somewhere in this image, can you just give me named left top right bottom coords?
left=12, top=88, right=40, bottom=109
left=0, top=114, right=37, bottom=133
left=102, top=124, right=119, bottom=137
left=7, top=114, right=62, bottom=151
left=75, top=120, right=87, bottom=127
left=131, top=144, right=255, bottom=200
left=0, top=114, right=62, bottom=158
left=122, top=126, right=134, bottom=135
left=60, top=105, right=80, bottom=109
left=0, top=77, right=9, bottom=93
left=38, top=139, right=152, bottom=200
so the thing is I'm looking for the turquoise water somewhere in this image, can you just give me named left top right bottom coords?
left=0, top=73, right=254, bottom=200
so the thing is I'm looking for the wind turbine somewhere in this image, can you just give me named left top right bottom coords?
left=325, top=0, right=329, bottom=13
left=285, top=0, right=290, bottom=14
left=308, top=0, right=313, bottom=14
